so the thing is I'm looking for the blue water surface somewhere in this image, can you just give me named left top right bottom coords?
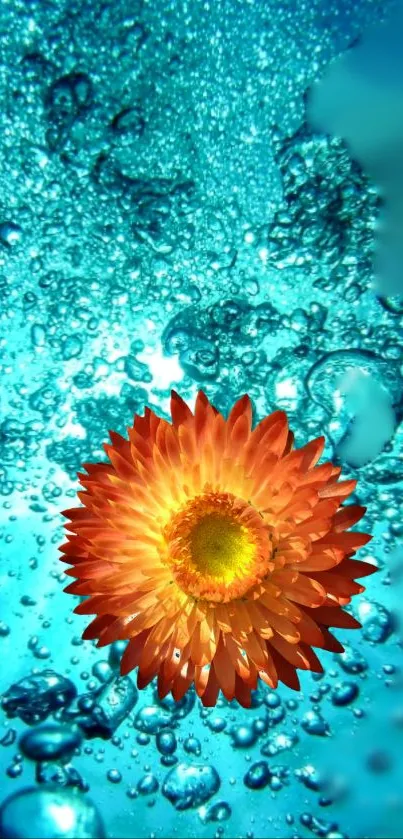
left=0, top=1, right=402, bottom=838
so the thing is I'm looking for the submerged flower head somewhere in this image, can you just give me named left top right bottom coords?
left=61, top=391, right=375, bottom=707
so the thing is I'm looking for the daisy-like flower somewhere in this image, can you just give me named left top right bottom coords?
left=61, top=391, right=375, bottom=707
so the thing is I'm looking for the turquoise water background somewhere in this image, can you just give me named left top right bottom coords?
left=0, top=1, right=402, bottom=837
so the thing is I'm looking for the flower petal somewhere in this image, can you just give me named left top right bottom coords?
left=170, top=390, right=193, bottom=427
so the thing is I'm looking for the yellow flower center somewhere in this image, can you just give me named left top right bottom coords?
left=163, top=491, right=273, bottom=603
left=190, top=514, right=255, bottom=582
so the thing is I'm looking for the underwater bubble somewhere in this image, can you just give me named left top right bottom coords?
left=305, top=349, right=400, bottom=467
left=107, top=768, right=122, bottom=784
left=264, top=692, right=282, bottom=709
left=123, top=356, right=152, bottom=383
left=162, top=763, right=220, bottom=810
left=160, top=755, right=178, bottom=768
left=137, top=773, right=159, bottom=795
left=180, top=340, right=220, bottom=381
left=266, top=703, right=286, bottom=727
left=153, top=687, right=196, bottom=719
left=356, top=599, right=396, bottom=643
left=31, top=325, right=47, bottom=348
left=244, top=761, right=272, bottom=790
left=156, top=730, right=177, bottom=756
left=0, top=622, right=10, bottom=638
left=62, top=677, right=137, bottom=740
left=254, top=716, right=269, bottom=735
left=91, top=662, right=113, bottom=685
left=62, top=337, right=83, bottom=361
left=134, top=705, right=173, bottom=735
left=331, top=682, right=359, bottom=707
left=0, top=729, right=17, bottom=747
left=299, top=812, right=342, bottom=838
left=206, top=716, right=226, bottom=733
left=45, top=72, right=93, bottom=150
left=6, top=762, right=23, bottom=779
left=0, top=786, right=105, bottom=838
left=29, top=386, right=62, bottom=420
left=111, top=105, right=145, bottom=138
left=261, top=731, right=299, bottom=756
left=72, top=371, right=93, bottom=391
left=33, top=646, right=51, bottom=661
left=108, top=641, right=127, bottom=671
left=338, top=645, right=368, bottom=674
left=230, top=724, right=258, bottom=749
left=295, top=765, right=325, bottom=792
left=301, top=711, right=331, bottom=737
left=378, top=296, right=403, bottom=314
left=20, top=596, right=37, bottom=607
left=19, top=724, right=82, bottom=762
left=35, top=762, right=88, bottom=792
left=268, top=766, right=290, bottom=792
left=183, top=736, right=201, bottom=756
left=198, top=801, right=231, bottom=823
left=47, top=72, right=92, bottom=114
left=0, top=221, right=23, bottom=248
left=250, top=686, right=266, bottom=708
left=2, top=671, right=77, bottom=725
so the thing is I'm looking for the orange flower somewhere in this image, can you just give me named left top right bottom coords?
left=61, top=391, right=375, bottom=707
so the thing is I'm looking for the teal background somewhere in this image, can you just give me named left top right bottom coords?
left=0, top=1, right=402, bottom=837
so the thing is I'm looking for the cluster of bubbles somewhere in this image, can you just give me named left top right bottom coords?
left=0, top=0, right=402, bottom=836
left=1, top=615, right=400, bottom=838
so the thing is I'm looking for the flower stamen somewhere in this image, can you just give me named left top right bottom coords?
left=162, top=491, right=273, bottom=602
